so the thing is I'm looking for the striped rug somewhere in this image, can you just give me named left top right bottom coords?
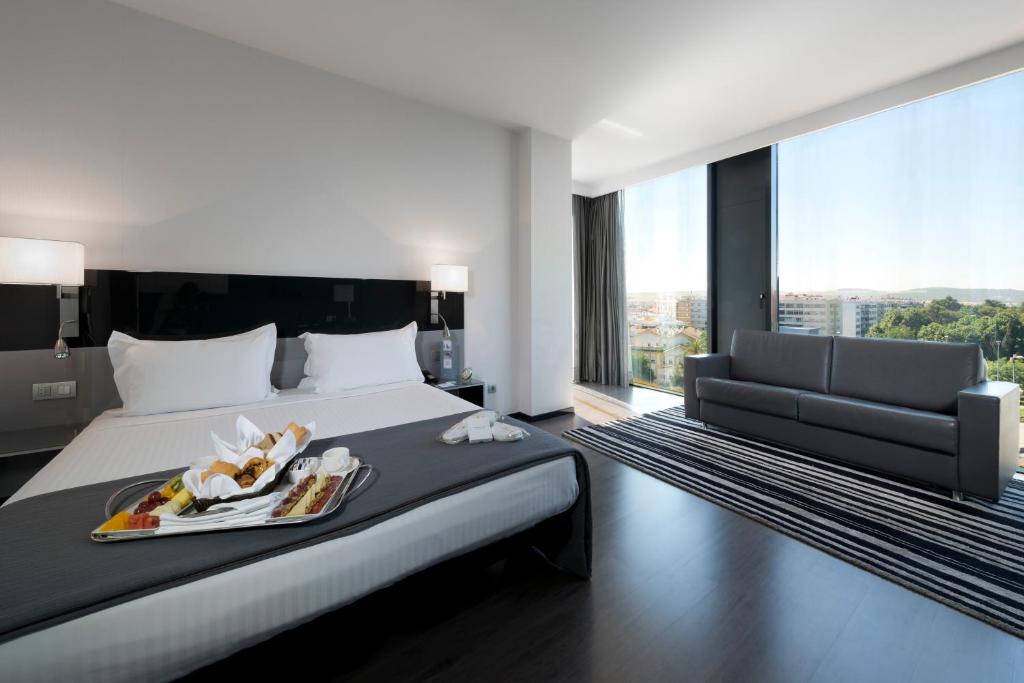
left=564, top=405, right=1024, bottom=638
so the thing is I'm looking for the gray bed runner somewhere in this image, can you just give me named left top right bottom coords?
left=0, top=412, right=590, bottom=644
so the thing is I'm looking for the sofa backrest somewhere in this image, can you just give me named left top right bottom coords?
left=829, top=336, right=985, bottom=414
left=730, top=330, right=833, bottom=393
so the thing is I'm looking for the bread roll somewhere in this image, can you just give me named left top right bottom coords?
left=201, top=460, right=241, bottom=483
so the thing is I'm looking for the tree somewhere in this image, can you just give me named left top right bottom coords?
left=631, top=350, right=656, bottom=384
left=688, top=330, right=708, bottom=355
left=671, top=363, right=685, bottom=389
left=868, top=310, right=917, bottom=339
left=867, top=298, right=1024, bottom=362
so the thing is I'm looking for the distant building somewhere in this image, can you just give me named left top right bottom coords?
left=779, top=325, right=822, bottom=335
left=778, top=295, right=842, bottom=335
left=675, top=295, right=708, bottom=329
left=629, top=324, right=701, bottom=388
left=840, top=298, right=918, bottom=337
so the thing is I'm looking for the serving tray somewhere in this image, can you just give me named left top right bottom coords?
left=91, top=457, right=370, bottom=543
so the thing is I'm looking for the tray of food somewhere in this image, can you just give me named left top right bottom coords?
left=91, top=418, right=372, bottom=542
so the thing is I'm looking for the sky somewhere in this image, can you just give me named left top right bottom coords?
left=623, top=164, right=707, bottom=292
left=624, top=69, right=1024, bottom=294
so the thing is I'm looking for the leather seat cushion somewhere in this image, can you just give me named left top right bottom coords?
left=696, top=377, right=803, bottom=420
left=798, top=392, right=958, bottom=455
left=829, top=336, right=985, bottom=415
left=730, top=329, right=833, bottom=393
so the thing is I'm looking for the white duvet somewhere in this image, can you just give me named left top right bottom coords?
left=0, top=382, right=579, bottom=683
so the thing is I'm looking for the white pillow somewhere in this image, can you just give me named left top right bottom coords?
left=108, top=323, right=278, bottom=416
left=299, top=322, right=423, bottom=393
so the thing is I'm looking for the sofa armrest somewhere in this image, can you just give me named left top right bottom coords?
left=957, top=381, right=1020, bottom=501
left=684, top=353, right=730, bottom=421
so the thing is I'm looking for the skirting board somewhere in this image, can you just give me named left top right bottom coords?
left=508, top=408, right=575, bottom=423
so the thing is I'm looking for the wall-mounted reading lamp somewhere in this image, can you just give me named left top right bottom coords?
left=430, top=264, right=468, bottom=381
left=0, top=236, right=85, bottom=359
left=429, top=264, right=468, bottom=330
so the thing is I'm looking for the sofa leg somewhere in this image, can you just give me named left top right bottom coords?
left=951, top=490, right=964, bottom=502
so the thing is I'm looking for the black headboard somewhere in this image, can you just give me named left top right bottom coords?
left=0, top=269, right=464, bottom=351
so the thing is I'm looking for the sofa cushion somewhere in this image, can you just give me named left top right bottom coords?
left=830, top=336, right=984, bottom=415
left=696, top=377, right=803, bottom=419
left=730, top=330, right=833, bottom=393
left=798, top=392, right=958, bottom=455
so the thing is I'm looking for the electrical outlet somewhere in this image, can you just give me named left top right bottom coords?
left=32, top=381, right=77, bottom=401
left=487, top=384, right=497, bottom=394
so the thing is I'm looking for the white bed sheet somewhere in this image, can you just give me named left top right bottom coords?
left=0, top=383, right=579, bottom=682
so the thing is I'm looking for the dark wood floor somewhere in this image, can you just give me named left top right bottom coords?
left=195, top=415, right=1024, bottom=683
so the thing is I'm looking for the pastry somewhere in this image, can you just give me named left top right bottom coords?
left=240, top=456, right=271, bottom=480
left=201, top=460, right=241, bottom=483
left=284, top=422, right=310, bottom=445
left=255, top=432, right=282, bottom=453
left=237, top=474, right=256, bottom=488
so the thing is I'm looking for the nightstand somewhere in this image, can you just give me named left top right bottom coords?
left=434, top=379, right=485, bottom=407
left=0, top=424, right=84, bottom=503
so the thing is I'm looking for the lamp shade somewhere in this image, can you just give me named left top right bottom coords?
left=0, top=237, right=84, bottom=286
left=430, top=264, right=468, bottom=293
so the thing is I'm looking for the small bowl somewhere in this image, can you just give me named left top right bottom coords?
left=288, top=457, right=319, bottom=483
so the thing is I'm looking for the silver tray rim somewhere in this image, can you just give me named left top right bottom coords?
left=90, top=458, right=370, bottom=542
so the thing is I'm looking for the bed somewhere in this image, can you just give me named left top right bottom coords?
left=0, top=381, right=586, bottom=682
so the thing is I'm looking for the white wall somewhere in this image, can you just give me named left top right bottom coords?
left=515, top=129, right=573, bottom=416
left=0, top=0, right=522, bottom=413
left=582, top=41, right=1024, bottom=197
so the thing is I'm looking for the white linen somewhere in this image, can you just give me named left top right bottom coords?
left=298, top=321, right=422, bottom=392
left=7, top=381, right=441, bottom=502
left=107, top=323, right=277, bottom=416
left=0, top=383, right=580, bottom=683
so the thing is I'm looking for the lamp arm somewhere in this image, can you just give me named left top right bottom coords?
left=436, top=313, right=451, bottom=338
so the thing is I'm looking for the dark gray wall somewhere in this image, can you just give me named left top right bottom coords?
left=709, top=147, right=773, bottom=352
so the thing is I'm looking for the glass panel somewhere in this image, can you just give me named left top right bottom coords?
left=624, top=166, right=708, bottom=394
left=777, top=69, right=1024, bottom=465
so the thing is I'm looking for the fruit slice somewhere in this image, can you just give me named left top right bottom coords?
left=98, top=511, right=131, bottom=532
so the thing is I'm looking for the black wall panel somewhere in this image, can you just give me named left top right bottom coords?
left=709, top=147, right=773, bottom=352
left=0, top=270, right=464, bottom=351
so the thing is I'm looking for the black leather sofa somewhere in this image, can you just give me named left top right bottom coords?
left=684, top=330, right=1020, bottom=501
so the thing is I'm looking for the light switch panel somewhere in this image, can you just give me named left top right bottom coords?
left=32, top=381, right=77, bottom=401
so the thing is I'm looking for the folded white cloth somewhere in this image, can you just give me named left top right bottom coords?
left=492, top=421, right=528, bottom=442
left=439, top=411, right=528, bottom=444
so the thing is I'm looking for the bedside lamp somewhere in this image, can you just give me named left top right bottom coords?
left=429, top=264, right=468, bottom=381
left=0, top=237, right=85, bottom=358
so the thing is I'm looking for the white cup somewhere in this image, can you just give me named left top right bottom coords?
left=321, top=447, right=351, bottom=473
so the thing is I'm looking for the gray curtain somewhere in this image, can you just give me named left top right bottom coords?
left=573, top=192, right=629, bottom=386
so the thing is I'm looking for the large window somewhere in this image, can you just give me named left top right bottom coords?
left=623, top=166, right=708, bottom=393
left=777, top=69, right=1024, bottom=461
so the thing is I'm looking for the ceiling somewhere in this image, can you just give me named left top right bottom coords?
left=110, top=0, right=1024, bottom=191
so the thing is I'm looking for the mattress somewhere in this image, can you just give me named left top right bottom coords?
left=0, top=382, right=579, bottom=682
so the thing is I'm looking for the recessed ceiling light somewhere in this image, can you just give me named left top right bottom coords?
left=595, top=118, right=643, bottom=138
